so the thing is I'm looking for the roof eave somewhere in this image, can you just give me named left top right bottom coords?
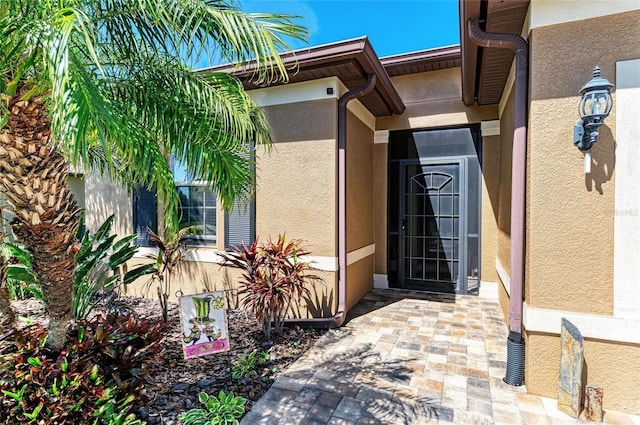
left=460, top=0, right=482, bottom=106
left=199, top=37, right=405, bottom=116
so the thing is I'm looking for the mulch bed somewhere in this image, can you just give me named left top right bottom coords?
left=11, top=296, right=326, bottom=424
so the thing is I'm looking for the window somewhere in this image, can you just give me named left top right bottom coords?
left=132, top=159, right=254, bottom=249
left=173, top=162, right=217, bottom=246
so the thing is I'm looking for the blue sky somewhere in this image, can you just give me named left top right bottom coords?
left=241, top=0, right=460, bottom=57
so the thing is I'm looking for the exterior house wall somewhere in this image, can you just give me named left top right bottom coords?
left=522, top=9, right=640, bottom=413
left=480, top=133, right=500, bottom=285
left=497, top=91, right=514, bottom=281
left=377, top=68, right=497, bottom=131
left=345, top=108, right=375, bottom=309
left=258, top=98, right=337, bottom=257
left=373, top=140, right=388, bottom=277
left=491, top=88, right=515, bottom=318
left=84, top=174, right=131, bottom=237
left=258, top=98, right=339, bottom=315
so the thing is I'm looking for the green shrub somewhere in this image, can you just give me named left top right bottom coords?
left=69, top=314, right=165, bottom=394
left=73, top=215, right=155, bottom=320
left=2, top=242, right=41, bottom=301
left=0, top=324, right=148, bottom=424
left=179, top=391, right=246, bottom=425
left=219, top=235, right=323, bottom=340
left=231, top=350, right=269, bottom=381
left=0, top=315, right=163, bottom=424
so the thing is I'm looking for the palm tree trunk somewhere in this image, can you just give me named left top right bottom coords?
left=0, top=248, right=15, bottom=331
left=0, top=97, right=80, bottom=350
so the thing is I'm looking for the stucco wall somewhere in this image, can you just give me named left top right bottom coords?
left=377, top=68, right=498, bottom=131
left=84, top=174, right=132, bottom=236
left=374, top=143, right=387, bottom=274
left=345, top=108, right=375, bottom=304
left=527, top=10, right=640, bottom=314
left=258, top=99, right=337, bottom=257
left=523, top=10, right=640, bottom=413
left=119, top=97, right=340, bottom=320
left=346, top=110, right=374, bottom=252
left=346, top=256, right=374, bottom=311
left=481, top=134, right=500, bottom=283
left=122, top=257, right=337, bottom=317
left=525, top=331, right=640, bottom=414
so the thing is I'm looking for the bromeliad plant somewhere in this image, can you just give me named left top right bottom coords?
left=219, top=235, right=322, bottom=340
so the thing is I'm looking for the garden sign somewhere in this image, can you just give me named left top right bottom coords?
left=179, top=291, right=230, bottom=359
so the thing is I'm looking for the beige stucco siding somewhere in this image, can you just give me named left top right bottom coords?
left=346, top=256, right=374, bottom=311
left=527, top=10, right=640, bottom=314
left=258, top=99, right=338, bottom=257
left=122, top=258, right=337, bottom=317
left=261, top=97, right=337, bottom=143
left=522, top=10, right=640, bottom=413
left=345, top=108, right=375, bottom=305
left=374, top=143, right=387, bottom=274
left=525, top=331, right=640, bottom=414
left=481, top=134, right=500, bottom=284
left=84, top=174, right=132, bottom=236
left=377, top=68, right=498, bottom=131
left=346, top=109, right=374, bottom=252
left=116, top=97, right=340, bottom=319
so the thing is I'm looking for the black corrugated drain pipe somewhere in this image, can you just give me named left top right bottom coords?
left=468, top=18, right=528, bottom=386
left=285, top=73, right=378, bottom=329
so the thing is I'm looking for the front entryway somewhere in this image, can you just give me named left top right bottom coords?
left=388, top=127, right=481, bottom=294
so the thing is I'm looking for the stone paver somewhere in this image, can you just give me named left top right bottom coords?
left=241, top=289, right=640, bottom=425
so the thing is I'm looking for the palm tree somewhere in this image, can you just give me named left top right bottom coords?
left=0, top=0, right=307, bottom=349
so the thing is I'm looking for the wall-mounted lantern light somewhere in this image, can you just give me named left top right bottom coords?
left=574, top=66, right=614, bottom=152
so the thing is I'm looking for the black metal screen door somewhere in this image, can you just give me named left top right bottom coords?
left=401, top=162, right=463, bottom=292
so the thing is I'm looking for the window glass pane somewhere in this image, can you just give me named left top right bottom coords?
left=190, top=187, right=204, bottom=208
left=204, top=190, right=216, bottom=207
left=178, top=187, right=190, bottom=207
left=204, top=210, right=217, bottom=235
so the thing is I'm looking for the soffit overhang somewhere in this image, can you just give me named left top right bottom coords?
left=201, top=37, right=405, bottom=117
left=460, top=0, right=530, bottom=106
left=381, top=45, right=461, bottom=77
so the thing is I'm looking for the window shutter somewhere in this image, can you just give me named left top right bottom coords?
left=133, top=186, right=157, bottom=247
left=225, top=195, right=255, bottom=249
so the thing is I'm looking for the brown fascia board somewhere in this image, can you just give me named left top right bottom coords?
left=199, top=37, right=405, bottom=115
left=380, top=45, right=461, bottom=72
left=460, top=0, right=482, bottom=106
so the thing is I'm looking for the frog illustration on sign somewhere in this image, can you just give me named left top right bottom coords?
left=183, top=324, right=201, bottom=345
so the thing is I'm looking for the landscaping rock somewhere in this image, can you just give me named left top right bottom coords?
left=557, top=318, right=584, bottom=418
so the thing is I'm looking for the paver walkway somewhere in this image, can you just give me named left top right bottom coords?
left=242, top=289, right=640, bottom=425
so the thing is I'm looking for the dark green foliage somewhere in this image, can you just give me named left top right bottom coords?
left=3, top=242, right=42, bottom=301
left=0, top=315, right=164, bottom=424
left=73, top=215, right=155, bottom=319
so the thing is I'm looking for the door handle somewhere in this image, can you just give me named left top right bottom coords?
left=401, top=218, right=408, bottom=231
